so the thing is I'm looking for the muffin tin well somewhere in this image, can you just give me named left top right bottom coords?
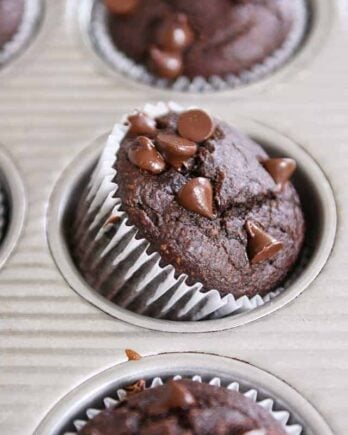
left=34, top=352, right=333, bottom=435
left=47, top=116, right=336, bottom=333
left=77, top=0, right=335, bottom=95
left=0, top=0, right=44, bottom=70
left=0, top=144, right=26, bottom=270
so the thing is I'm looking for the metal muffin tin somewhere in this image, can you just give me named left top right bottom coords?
left=47, top=118, right=336, bottom=333
left=0, top=0, right=346, bottom=434
left=34, top=353, right=333, bottom=435
left=0, top=145, right=26, bottom=270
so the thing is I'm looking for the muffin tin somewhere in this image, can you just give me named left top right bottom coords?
left=0, top=0, right=346, bottom=434
left=0, top=0, right=44, bottom=69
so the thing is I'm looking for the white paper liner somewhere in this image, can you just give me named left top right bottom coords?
left=0, top=0, right=42, bottom=66
left=65, top=374, right=303, bottom=435
left=71, top=102, right=309, bottom=321
left=89, top=0, right=308, bottom=92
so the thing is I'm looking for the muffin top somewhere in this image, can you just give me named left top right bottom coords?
left=78, top=379, right=286, bottom=434
left=105, top=0, right=293, bottom=79
left=115, top=108, right=305, bottom=299
left=0, top=0, right=24, bottom=49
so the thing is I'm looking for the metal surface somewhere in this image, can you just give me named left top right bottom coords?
left=0, top=145, right=26, bottom=270
left=34, top=353, right=333, bottom=435
left=47, top=121, right=336, bottom=333
left=0, top=0, right=347, bottom=434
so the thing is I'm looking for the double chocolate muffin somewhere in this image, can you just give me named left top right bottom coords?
left=0, top=0, right=24, bottom=49
left=104, top=0, right=294, bottom=80
left=78, top=379, right=286, bottom=434
left=114, top=108, right=305, bottom=299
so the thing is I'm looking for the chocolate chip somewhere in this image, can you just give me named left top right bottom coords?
left=245, top=220, right=283, bottom=264
left=177, top=177, right=214, bottom=219
left=149, top=47, right=183, bottom=79
left=156, top=132, right=197, bottom=170
left=128, top=112, right=157, bottom=136
left=125, top=349, right=142, bottom=361
left=263, top=158, right=296, bottom=191
left=104, top=0, right=139, bottom=15
left=156, top=13, right=194, bottom=52
left=149, top=381, right=195, bottom=415
left=125, top=379, right=146, bottom=395
left=178, top=109, right=215, bottom=142
left=128, top=136, right=166, bottom=174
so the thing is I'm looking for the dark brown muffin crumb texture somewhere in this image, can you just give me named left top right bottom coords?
left=106, top=0, right=293, bottom=79
left=79, top=379, right=286, bottom=434
left=115, top=110, right=305, bottom=299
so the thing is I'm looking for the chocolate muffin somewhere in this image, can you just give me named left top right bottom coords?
left=78, top=379, right=286, bottom=434
left=114, top=108, right=305, bottom=299
left=104, top=0, right=294, bottom=80
left=0, top=0, right=24, bottom=49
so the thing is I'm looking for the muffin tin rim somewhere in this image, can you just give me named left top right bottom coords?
left=0, top=0, right=46, bottom=75
left=0, top=144, right=26, bottom=271
left=33, top=351, right=334, bottom=435
left=46, top=115, right=337, bottom=333
left=77, top=0, right=337, bottom=96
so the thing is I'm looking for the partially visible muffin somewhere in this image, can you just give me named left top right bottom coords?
left=0, top=0, right=24, bottom=49
left=114, top=108, right=305, bottom=299
left=78, top=379, right=286, bottom=434
left=104, top=0, right=294, bottom=79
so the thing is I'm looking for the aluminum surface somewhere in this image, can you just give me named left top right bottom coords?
left=0, top=0, right=347, bottom=434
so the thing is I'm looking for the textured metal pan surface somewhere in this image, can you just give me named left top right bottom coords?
left=0, top=0, right=347, bottom=434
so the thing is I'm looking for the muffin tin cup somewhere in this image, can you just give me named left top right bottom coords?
left=0, top=144, right=26, bottom=270
left=0, top=189, right=7, bottom=244
left=34, top=352, right=333, bottom=435
left=0, top=0, right=43, bottom=67
left=47, top=102, right=336, bottom=332
left=69, top=102, right=311, bottom=322
left=83, top=0, right=308, bottom=93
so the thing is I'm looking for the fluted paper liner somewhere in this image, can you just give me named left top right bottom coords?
left=65, top=374, right=303, bottom=435
left=90, top=0, right=308, bottom=92
left=71, top=102, right=309, bottom=321
left=0, top=0, right=42, bottom=66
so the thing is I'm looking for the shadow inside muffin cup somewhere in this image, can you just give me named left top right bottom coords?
left=0, top=145, right=26, bottom=271
left=47, top=116, right=336, bottom=332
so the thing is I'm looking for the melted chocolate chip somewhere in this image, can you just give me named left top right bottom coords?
left=104, top=0, right=139, bottom=15
left=125, top=379, right=146, bottom=396
left=263, top=158, right=297, bottom=191
left=128, top=112, right=157, bottom=136
left=178, top=109, right=215, bottom=142
left=177, top=177, right=214, bottom=219
left=125, top=349, right=142, bottom=361
left=156, top=132, right=197, bottom=170
left=149, top=381, right=196, bottom=415
left=128, top=136, right=166, bottom=174
left=245, top=221, right=283, bottom=264
left=156, top=13, right=194, bottom=52
left=149, top=47, right=183, bottom=79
